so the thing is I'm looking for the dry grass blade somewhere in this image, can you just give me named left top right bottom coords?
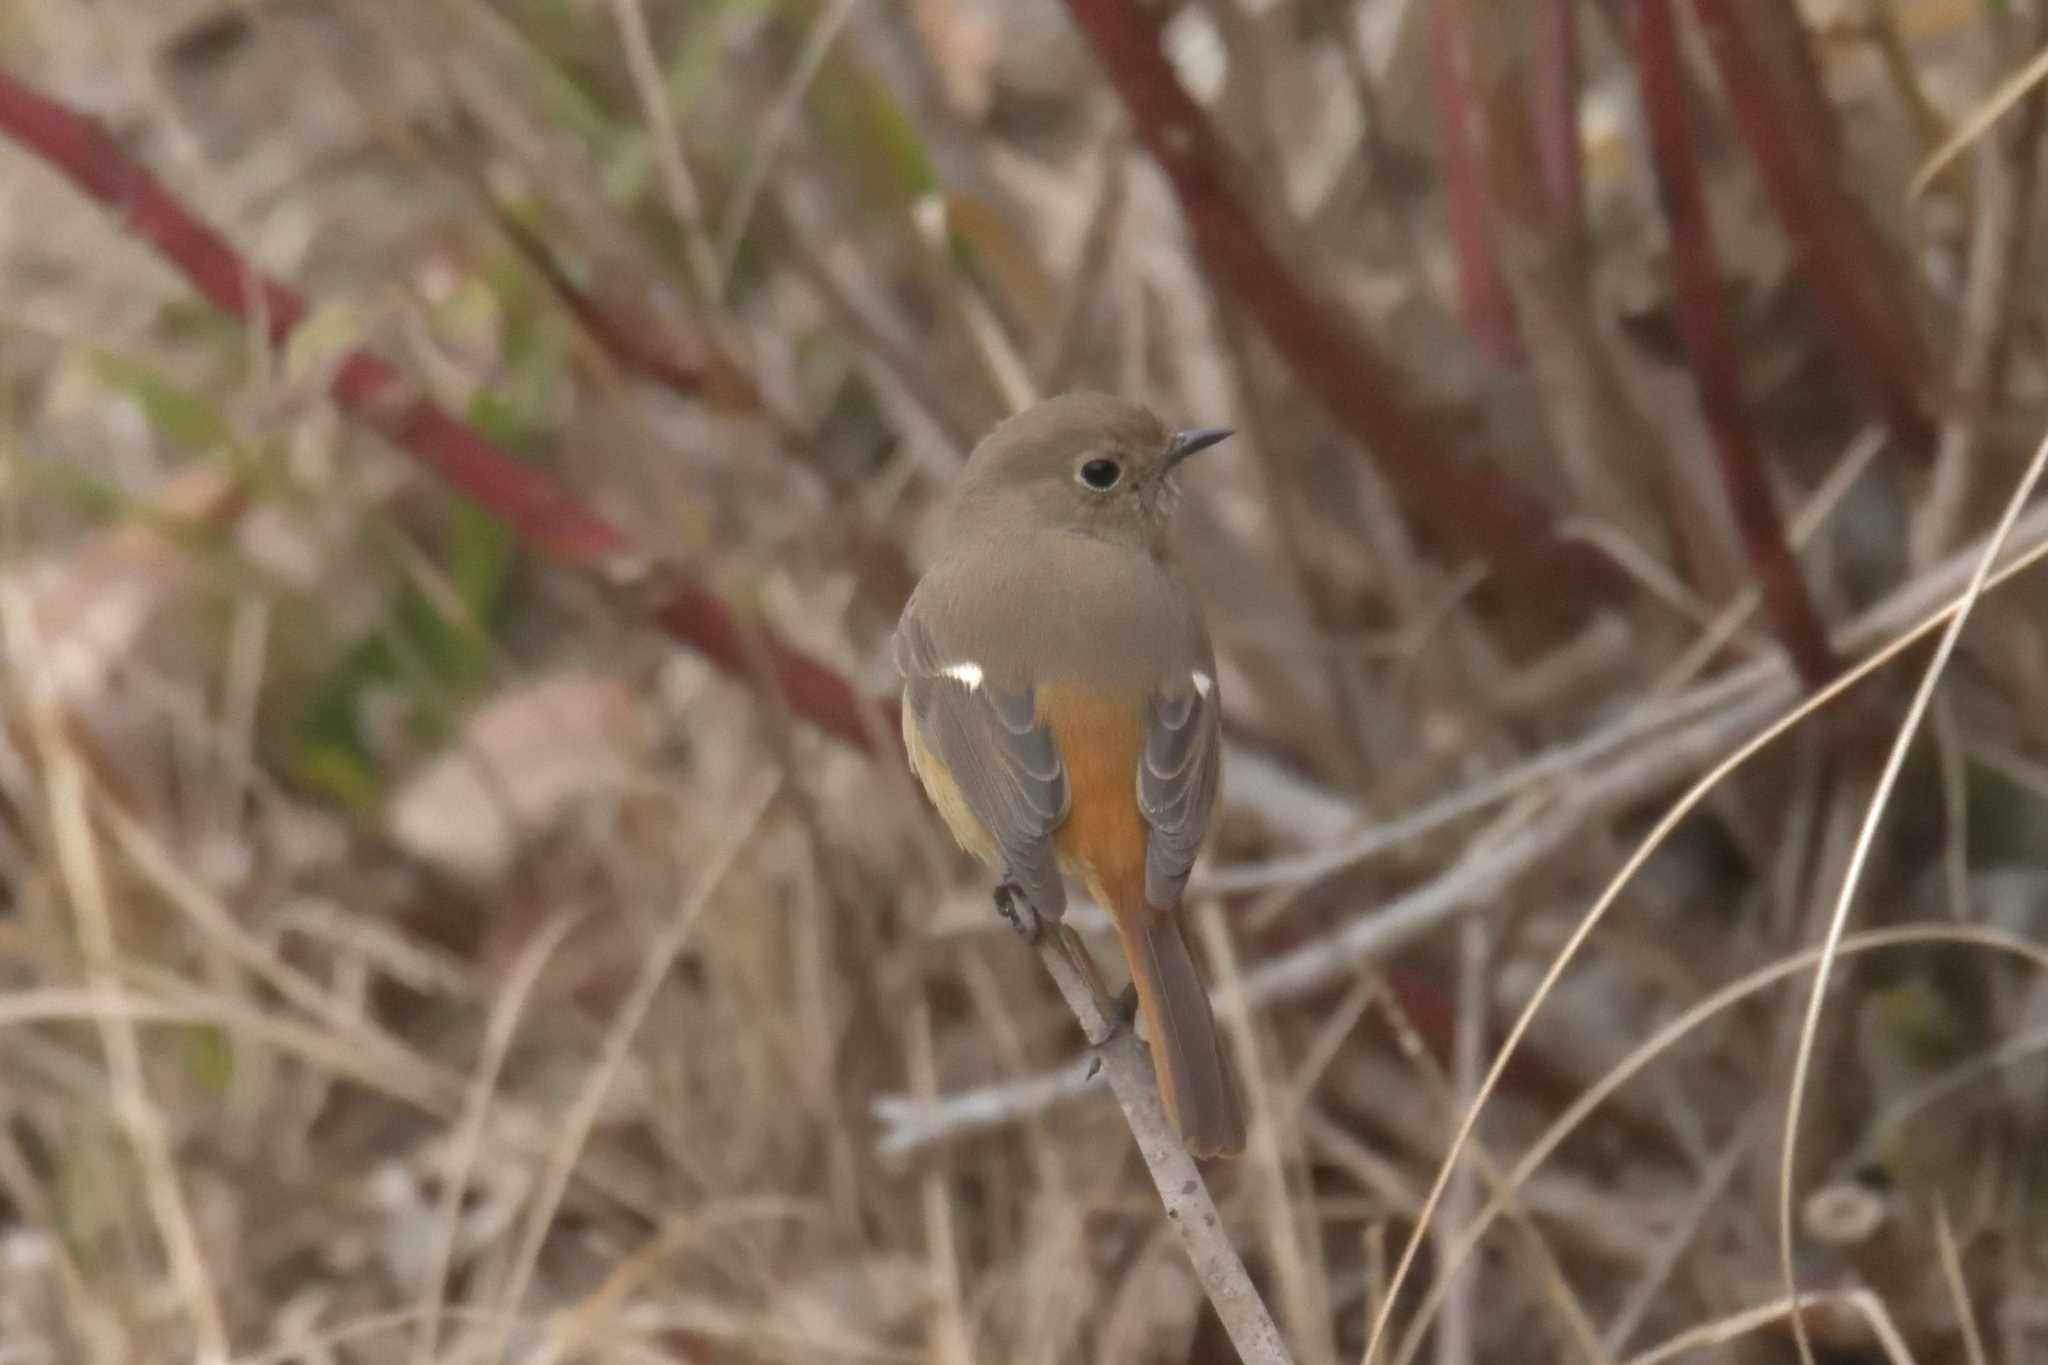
left=1620, top=1289, right=1919, bottom=1365
left=606, top=0, right=721, bottom=304
left=1600, top=1108, right=1763, bottom=1354
left=0, top=583, right=231, bottom=1365
left=409, top=909, right=589, bottom=1365
left=1388, top=923, right=2048, bottom=1363
left=1776, top=425, right=2048, bottom=1365
left=712, top=0, right=858, bottom=290
left=1368, top=977, right=1610, bottom=1365
left=1911, top=40, right=2048, bottom=201
left=1934, top=1198, right=1989, bottom=1365
left=485, top=776, right=781, bottom=1358
left=1196, top=898, right=1333, bottom=1365
left=10, top=7, right=2048, bottom=1358
left=1361, top=435, right=2048, bottom=1364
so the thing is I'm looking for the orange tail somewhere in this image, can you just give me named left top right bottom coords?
left=1111, top=902, right=1245, bottom=1159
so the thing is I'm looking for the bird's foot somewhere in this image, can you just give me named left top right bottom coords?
left=992, top=878, right=1042, bottom=944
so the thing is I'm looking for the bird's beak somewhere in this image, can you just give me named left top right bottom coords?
left=1161, top=426, right=1233, bottom=474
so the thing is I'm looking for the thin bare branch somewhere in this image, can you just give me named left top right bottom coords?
left=1032, top=938, right=1297, bottom=1365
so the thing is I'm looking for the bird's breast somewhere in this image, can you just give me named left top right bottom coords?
left=1037, top=680, right=1153, bottom=914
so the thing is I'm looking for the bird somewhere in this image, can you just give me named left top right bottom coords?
left=893, top=392, right=1244, bottom=1158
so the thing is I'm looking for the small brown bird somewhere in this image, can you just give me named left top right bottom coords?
left=895, top=392, right=1244, bottom=1157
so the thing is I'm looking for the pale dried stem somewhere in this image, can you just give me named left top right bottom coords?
left=485, top=776, right=781, bottom=1360
left=1911, top=41, right=2048, bottom=200
left=1390, top=925, right=2048, bottom=1363
left=883, top=481, right=2048, bottom=1154
left=713, top=0, right=858, bottom=290
left=1371, top=982, right=1609, bottom=1365
left=1197, top=898, right=1335, bottom=1365
left=1935, top=1198, right=1990, bottom=1365
left=909, top=986, right=977, bottom=1365
left=606, top=0, right=722, bottom=305
left=1620, top=1290, right=1918, bottom=1365
left=1361, top=432, right=2048, bottom=1365
left=1, top=585, right=231, bottom=1364
left=1600, top=1107, right=1762, bottom=1355
left=411, top=910, right=589, bottom=1365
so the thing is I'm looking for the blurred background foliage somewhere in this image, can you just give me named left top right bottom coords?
left=2, top=0, right=2048, bottom=1362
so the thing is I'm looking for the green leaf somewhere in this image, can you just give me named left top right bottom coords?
left=288, top=737, right=381, bottom=813
left=91, top=353, right=236, bottom=452
left=184, top=1027, right=236, bottom=1091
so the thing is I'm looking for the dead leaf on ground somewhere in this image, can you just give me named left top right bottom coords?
left=384, top=668, right=649, bottom=882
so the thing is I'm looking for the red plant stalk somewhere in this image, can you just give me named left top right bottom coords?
left=1530, top=0, right=1585, bottom=239
left=1627, top=1, right=1837, bottom=689
left=1059, top=0, right=1628, bottom=604
left=0, top=68, right=889, bottom=754
left=1688, top=0, right=1936, bottom=452
left=1428, top=0, right=1525, bottom=366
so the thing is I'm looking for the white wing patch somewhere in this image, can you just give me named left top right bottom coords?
left=940, top=661, right=984, bottom=691
left=1192, top=669, right=1214, bottom=698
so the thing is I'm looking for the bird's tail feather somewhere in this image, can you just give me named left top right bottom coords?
left=1113, top=904, right=1245, bottom=1159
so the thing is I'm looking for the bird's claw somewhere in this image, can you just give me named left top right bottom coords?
left=992, top=878, right=1042, bottom=944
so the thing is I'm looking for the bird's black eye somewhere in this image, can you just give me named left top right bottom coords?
left=1078, top=458, right=1123, bottom=491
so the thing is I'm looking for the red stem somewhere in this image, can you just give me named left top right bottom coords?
left=1428, top=0, right=1524, bottom=366
left=1627, top=1, right=1837, bottom=689
left=1060, top=0, right=1628, bottom=603
left=0, top=68, right=889, bottom=754
left=1531, top=0, right=1586, bottom=238
left=1687, top=0, right=1936, bottom=452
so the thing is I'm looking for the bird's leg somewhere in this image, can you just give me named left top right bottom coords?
left=992, top=875, right=1043, bottom=944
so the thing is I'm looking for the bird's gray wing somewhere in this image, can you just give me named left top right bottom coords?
left=1138, top=672, right=1221, bottom=910
left=894, top=603, right=1070, bottom=919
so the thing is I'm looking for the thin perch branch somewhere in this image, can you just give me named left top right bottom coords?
left=1032, top=940, right=1296, bottom=1365
left=0, top=68, right=889, bottom=755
